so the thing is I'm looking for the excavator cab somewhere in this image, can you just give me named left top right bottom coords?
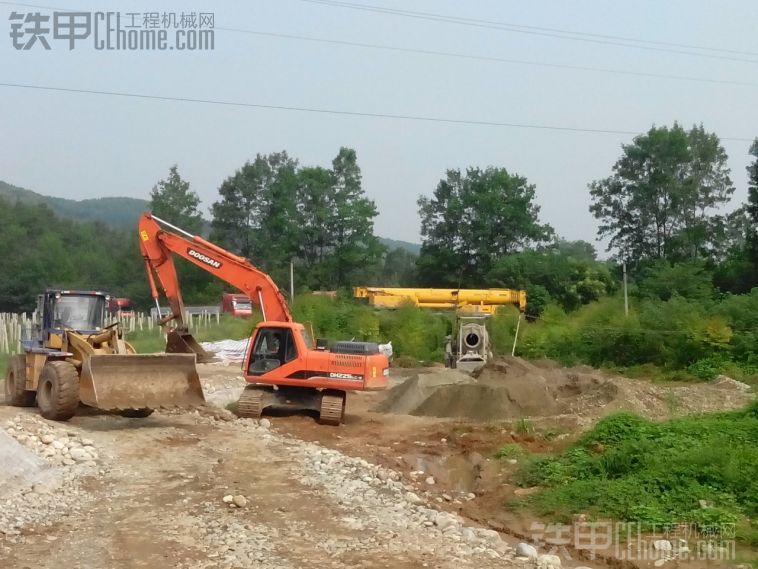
left=247, top=327, right=299, bottom=375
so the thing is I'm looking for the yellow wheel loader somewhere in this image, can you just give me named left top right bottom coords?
left=4, top=289, right=205, bottom=421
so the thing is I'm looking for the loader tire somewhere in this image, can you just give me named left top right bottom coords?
left=119, top=408, right=154, bottom=418
left=37, top=361, right=80, bottom=421
left=4, top=355, right=36, bottom=407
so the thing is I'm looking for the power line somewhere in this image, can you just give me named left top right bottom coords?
left=224, top=28, right=758, bottom=89
left=0, top=81, right=753, bottom=142
left=2, top=0, right=755, bottom=87
left=298, top=0, right=758, bottom=65
left=4, top=0, right=756, bottom=61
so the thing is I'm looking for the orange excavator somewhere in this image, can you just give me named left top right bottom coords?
left=138, top=213, right=389, bottom=425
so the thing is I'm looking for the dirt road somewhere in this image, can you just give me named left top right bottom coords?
left=0, top=398, right=517, bottom=568
left=2, top=360, right=749, bottom=569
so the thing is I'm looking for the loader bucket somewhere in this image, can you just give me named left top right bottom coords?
left=166, top=330, right=215, bottom=363
left=79, top=354, right=205, bottom=411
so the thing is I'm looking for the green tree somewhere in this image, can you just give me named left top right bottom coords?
left=150, top=165, right=203, bottom=233
left=381, top=247, right=417, bottom=286
left=747, top=139, right=758, bottom=268
left=211, top=152, right=299, bottom=283
left=328, top=147, right=382, bottom=288
left=589, top=124, right=734, bottom=265
left=487, top=240, right=616, bottom=313
left=417, top=166, right=553, bottom=286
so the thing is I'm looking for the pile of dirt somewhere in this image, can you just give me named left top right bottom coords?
left=377, top=357, right=751, bottom=422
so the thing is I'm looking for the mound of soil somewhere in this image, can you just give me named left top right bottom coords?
left=377, top=357, right=749, bottom=422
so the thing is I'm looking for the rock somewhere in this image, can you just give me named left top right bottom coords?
left=405, top=492, right=423, bottom=505
left=81, top=438, right=94, bottom=447
left=513, top=486, right=540, bottom=496
left=464, top=492, right=476, bottom=501
left=51, top=440, right=65, bottom=450
left=40, top=434, right=55, bottom=445
left=507, top=459, right=518, bottom=465
left=433, top=513, right=457, bottom=531
left=69, top=448, right=90, bottom=462
left=516, top=542, right=538, bottom=559
left=222, top=495, right=234, bottom=503
left=477, top=528, right=501, bottom=544
left=259, top=419, right=271, bottom=429
left=442, top=494, right=452, bottom=502
left=653, top=539, right=672, bottom=551
left=537, top=553, right=561, bottom=569
left=425, top=476, right=435, bottom=485
left=232, top=495, right=247, bottom=508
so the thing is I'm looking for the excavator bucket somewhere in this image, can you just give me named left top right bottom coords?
left=165, top=330, right=215, bottom=363
left=79, top=354, right=205, bottom=411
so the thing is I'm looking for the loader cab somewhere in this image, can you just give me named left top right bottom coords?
left=42, top=290, right=109, bottom=335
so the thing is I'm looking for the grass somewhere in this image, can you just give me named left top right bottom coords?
left=515, top=405, right=758, bottom=542
left=495, top=443, right=528, bottom=459
left=126, top=314, right=260, bottom=353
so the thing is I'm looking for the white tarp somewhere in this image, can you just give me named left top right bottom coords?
left=200, top=339, right=249, bottom=363
left=201, top=338, right=393, bottom=363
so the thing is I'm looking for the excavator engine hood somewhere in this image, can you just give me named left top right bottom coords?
left=79, top=353, right=205, bottom=410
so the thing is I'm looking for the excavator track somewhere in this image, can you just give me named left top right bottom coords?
left=319, top=392, right=345, bottom=426
left=237, top=387, right=266, bottom=419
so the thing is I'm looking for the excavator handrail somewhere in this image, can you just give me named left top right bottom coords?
left=138, top=212, right=293, bottom=326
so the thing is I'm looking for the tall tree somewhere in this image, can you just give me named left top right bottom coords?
left=417, top=166, right=553, bottom=286
left=328, top=148, right=382, bottom=288
left=210, top=152, right=299, bottom=282
left=150, top=165, right=203, bottom=233
left=589, top=123, right=734, bottom=265
left=747, top=138, right=758, bottom=267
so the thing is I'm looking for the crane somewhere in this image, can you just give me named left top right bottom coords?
left=138, top=213, right=389, bottom=425
left=353, top=287, right=527, bottom=314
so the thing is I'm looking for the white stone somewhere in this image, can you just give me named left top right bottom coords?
left=69, top=448, right=90, bottom=462
left=259, top=419, right=271, bottom=429
left=425, top=476, right=436, bottom=485
left=222, top=495, right=234, bottom=503
left=405, top=492, right=423, bottom=505
left=516, top=542, right=538, bottom=559
left=40, top=434, right=55, bottom=445
left=653, top=540, right=672, bottom=551
left=537, top=553, right=561, bottom=569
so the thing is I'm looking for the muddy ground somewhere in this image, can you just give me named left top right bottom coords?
left=0, top=358, right=752, bottom=569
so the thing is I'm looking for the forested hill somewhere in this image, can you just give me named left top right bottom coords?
left=0, top=180, right=420, bottom=253
left=0, top=180, right=149, bottom=228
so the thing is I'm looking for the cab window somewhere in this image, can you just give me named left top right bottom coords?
left=247, top=327, right=298, bottom=375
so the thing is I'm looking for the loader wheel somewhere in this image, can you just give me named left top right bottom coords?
left=318, top=391, right=346, bottom=426
left=119, top=408, right=154, bottom=418
left=4, top=355, right=36, bottom=407
left=37, top=361, right=80, bottom=421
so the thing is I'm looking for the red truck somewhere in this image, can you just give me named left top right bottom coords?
left=108, top=297, right=135, bottom=316
left=222, top=293, right=253, bottom=316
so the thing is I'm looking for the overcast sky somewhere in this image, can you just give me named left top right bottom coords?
left=1, top=0, right=756, bottom=249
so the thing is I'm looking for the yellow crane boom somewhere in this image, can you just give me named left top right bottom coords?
left=353, top=287, right=526, bottom=314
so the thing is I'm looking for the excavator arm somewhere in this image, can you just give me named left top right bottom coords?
left=138, top=213, right=293, bottom=358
